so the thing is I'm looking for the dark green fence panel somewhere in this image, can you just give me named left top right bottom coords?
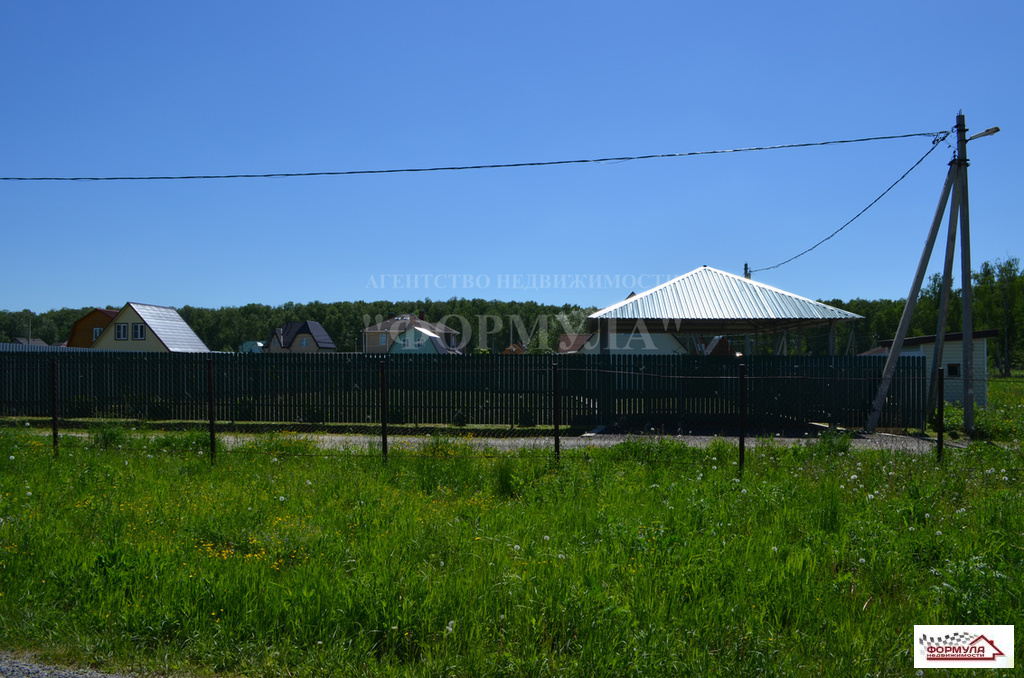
left=0, top=350, right=927, bottom=431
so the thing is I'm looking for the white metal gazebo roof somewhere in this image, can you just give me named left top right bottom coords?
left=587, top=266, right=861, bottom=335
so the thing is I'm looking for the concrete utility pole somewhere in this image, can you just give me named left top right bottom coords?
left=865, top=113, right=998, bottom=434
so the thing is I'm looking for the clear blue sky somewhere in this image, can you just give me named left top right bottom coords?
left=2, top=1, right=1019, bottom=314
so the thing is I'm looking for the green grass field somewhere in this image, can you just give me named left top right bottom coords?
left=1, top=401, right=1021, bottom=676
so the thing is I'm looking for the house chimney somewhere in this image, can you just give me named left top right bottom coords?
left=418, top=310, right=425, bottom=321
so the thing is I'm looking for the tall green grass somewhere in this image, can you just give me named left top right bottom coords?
left=0, top=427, right=1020, bottom=677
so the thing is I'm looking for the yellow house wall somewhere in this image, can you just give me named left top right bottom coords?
left=92, top=307, right=169, bottom=352
left=363, top=331, right=391, bottom=354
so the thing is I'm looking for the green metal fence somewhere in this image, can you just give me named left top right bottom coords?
left=0, top=350, right=926, bottom=431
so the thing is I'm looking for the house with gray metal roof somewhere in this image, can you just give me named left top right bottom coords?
left=587, top=266, right=861, bottom=354
left=92, top=302, right=210, bottom=352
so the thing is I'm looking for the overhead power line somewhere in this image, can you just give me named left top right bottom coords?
left=0, top=131, right=947, bottom=182
left=750, top=130, right=952, bottom=273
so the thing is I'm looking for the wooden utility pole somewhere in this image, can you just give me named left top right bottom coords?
left=866, top=113, right=996, bottom=434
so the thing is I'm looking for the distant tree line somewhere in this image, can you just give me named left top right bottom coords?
left=2, top=258, right=1020, bottom=374
left=818, top=257, right=1022, bottom=376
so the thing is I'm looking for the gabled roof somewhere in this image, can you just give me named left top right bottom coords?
left=272, top=321, right=336, bottom=350
left=588, top=266, right=861, bottom=334
left=128, top=303, right=210, bottom=352
left=13, top=337, right=48, bottom=347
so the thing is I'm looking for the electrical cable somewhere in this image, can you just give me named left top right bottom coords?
left=0, top=131, right=948, bottom=182
left=750, top=130, right=952, bottom=273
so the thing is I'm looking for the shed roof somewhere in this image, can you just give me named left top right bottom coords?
left=588, top=266, right=861, bottom=334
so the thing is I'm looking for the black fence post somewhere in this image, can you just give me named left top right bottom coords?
left=51, top=356, right=59, bottom=458
left=830, top=360, right=837, bottom=430
left=380, top=360, right=388, bottom=464
left=738, top=363, right=746, bottom=473
left=552, top=362, right=560, bottom=462
left=936, top=367, right=944, bottom=465
left=207, top=358, right=216, bottom=464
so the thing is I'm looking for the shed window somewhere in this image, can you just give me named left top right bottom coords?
left=946, top=363, right=961, bottom=378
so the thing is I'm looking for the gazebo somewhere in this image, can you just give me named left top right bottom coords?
left=586, top=266, right=861, bottom=355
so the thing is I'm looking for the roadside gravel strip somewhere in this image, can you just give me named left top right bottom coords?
left=223, top=430, right=958, bottom=455
left=0, top=653, right=137, bottom=678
